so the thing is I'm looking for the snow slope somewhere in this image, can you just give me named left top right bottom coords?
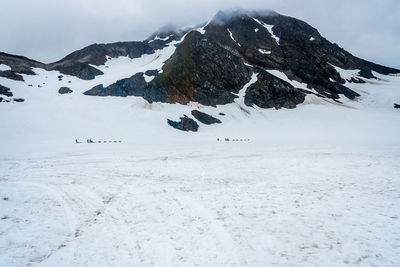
left=227, top=28, right=241, bottom=47
left=253, top=18, right=280, bottom=45
left=0, top=56, right=399, bottom=266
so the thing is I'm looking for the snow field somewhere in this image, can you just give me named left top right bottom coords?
left=0, top=36, right=399, bottom=266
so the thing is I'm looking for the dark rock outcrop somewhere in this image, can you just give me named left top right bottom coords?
left=58, top=87, right=73, bottom=94
left=0, top=84, right=13, bottom=97
left=191, top=110, right=222, bottom=124
left=144, top=69, right=159, bottom=76
left=13, top=98, right=24, bottom=102
left=244, top=71, right=305, bottom=109
left=395, top=103, right=400, bottom=109
left=84, top=73, right=167, bottom=103
left=51, top=62, right=104, bottom=80
left=167, top=116, right=199, bottom=132
left=83, top=73, right=147, bottom=97
left=0, top=53, right=44, bottom=81
left=0, top=70, right=25, bottom=81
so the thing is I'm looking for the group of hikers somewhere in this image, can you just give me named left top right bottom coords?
left=75, top=139, right=121, bottom=144
left=75, top=139, right=94, bottom=144
left=217, top=138, right=250, bottom=142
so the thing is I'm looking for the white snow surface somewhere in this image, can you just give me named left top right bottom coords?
left=197, top=22, right=210, bottom=35
left=266, top=69, right=320, bottom=95
left=331, top=64, right=361, bottom=82
left=227, top=28, right=241, bottom=47
left=148, top=34, right=173, bottom=43
left=253, top=18, right=280, bottom=45
left=0, top=64, right=11, bottom=71
left=258, top=49, right=271, bottom=55
left=0, top=54, right=400, bottom=267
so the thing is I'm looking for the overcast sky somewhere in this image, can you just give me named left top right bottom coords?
left=1, top=0, right=399, bottom=68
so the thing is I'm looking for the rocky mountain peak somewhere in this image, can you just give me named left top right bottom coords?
left=1, top=9, right=399, bottom=109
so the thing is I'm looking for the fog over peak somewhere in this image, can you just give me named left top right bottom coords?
left=210, top=8, right=279, bottom=25
left=1, top=0, right=399, bottom=68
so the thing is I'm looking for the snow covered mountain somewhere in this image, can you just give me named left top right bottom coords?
left=1, top=10, right=399, bottom=121
left=0, top=8, right=399, bottom=135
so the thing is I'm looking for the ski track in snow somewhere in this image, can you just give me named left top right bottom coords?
left=0, top=147, right=399, bottom=266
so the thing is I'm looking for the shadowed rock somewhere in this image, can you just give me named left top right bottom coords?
left=191, top=110, right=222, bottom=124
left=84, top=73, right=147, bottom=97
left=84, top=73, right=167, bottom=103
left=244, top=71, right=305, bottom=109
left=0, top=85, right=13, bottom=97
left=145, top=70, right=159, bottom=76
left=167, top=116, right=199, bottom=132
left=58, top=87, right=73, bottom=94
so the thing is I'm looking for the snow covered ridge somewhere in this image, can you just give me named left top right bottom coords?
left=148, top=34, right=174, bottom=43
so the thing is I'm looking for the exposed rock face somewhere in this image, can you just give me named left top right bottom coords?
left=395, top=104, right=400, bottom=109
left=51, top=62, right=104, bottom=80
left=0, top=84, right=13, bottom=97
left=83, top=73, right=167, bottom=102
left=167, top=116, right=199, bottom=132
left=191, top=110, right=222, bottom=124
left=144, top=69, right=159, bottom=76
left=0, top=52, right=44, bottom=81
left=58, top=87, right=73, bottom=94
left=84, top=73, right=147, bottom=97
left=13, top=98, right=24, bottom=102
left=244, top=71, right=305, bottom=109
left=152, top=31, right=252, bottom=106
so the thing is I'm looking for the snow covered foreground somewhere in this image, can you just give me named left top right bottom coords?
left=0, top=66, right=400, bottom=266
